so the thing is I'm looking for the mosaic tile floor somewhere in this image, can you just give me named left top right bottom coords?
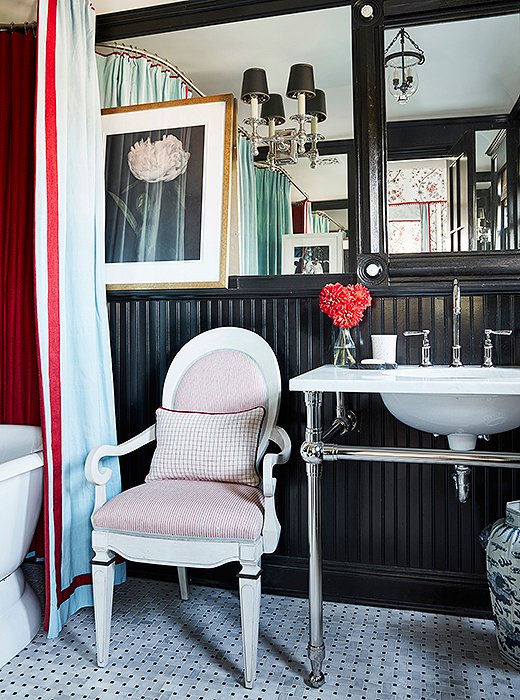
left=1, top=566, right=519, bottom=699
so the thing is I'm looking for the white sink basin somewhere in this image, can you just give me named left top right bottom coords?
left=379, top=366, right=520, bottom=450
left=289, top=364, right=520, bottom=451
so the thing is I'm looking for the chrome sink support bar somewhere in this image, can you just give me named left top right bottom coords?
left=300, top=389, right=520, bottom=689
left=318, top=444, right=520, bottom=468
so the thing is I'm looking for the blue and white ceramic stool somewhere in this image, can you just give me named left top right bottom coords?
left=483, top=500, right=520, bottom=670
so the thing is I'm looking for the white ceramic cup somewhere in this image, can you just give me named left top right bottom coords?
left=371, top=334, right=397, bottom=363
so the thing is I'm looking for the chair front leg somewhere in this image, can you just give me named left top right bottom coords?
left=92, top=547, right=116, bottom=667
left=238, top=560, right=261, bottom=690
left=177, top=566, right=189, bottom=600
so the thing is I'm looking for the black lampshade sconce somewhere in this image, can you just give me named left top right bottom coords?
left=240, top=63, right=327, bottom=169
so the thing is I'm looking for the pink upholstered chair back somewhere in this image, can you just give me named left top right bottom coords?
left=161, top=328, right=282, bottom=466
left=172, top=350, right=267, bottom=414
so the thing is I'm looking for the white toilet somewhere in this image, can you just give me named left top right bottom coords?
left=0, top=425, right=44, bottom=667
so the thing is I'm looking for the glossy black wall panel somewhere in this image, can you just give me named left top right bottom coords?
left=107, top=288, right=519, bottom=616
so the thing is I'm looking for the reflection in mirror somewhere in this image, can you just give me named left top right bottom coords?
left=475, top=129, right=501, bottom=251
left=387, top=158, right=447, bottom=254
left=104, top=5, right=353, bottom=277
left=385, top=13, right=520, bottom=256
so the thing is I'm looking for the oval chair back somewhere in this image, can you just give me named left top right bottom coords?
left=162, top=327, right=281, bottom=467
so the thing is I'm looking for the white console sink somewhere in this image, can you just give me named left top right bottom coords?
left=379, top=366, right=520, bottom=450
left=289, top=365, right=520, bottom=451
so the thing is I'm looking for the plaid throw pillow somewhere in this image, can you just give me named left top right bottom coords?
left=146, top=406, right=266, bottom=486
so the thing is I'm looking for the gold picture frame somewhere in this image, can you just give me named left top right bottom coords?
left=101, top=94, right=234, bottom=289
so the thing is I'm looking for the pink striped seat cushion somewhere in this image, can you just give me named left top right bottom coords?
left=92, top=480, right=265, bottom=541
left=147, top=406, right=265, bottom=486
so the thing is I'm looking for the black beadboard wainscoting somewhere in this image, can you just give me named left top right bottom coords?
left=106, top=284, right=520, bottom=618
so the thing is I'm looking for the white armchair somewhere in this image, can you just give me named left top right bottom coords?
left=85, top=327, right=291, bottom=689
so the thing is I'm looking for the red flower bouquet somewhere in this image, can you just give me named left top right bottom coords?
left=319, top=283, right=372, bottom=366
left=319, top=282, right=371, bottom=328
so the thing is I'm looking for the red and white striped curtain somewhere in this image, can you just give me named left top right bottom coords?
left=292, top=199, right=313, bottom=233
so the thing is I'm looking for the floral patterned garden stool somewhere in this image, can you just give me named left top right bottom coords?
left=481, top=500, right=520, bottom=670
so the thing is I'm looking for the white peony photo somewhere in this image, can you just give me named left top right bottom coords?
left=127, top=134, right=190, bottom=183
left=105, top=126, right=204, bottom=264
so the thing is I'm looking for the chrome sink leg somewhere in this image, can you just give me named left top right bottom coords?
left=303, top=391, right=326, bottom=688
left=452, top=465, right=471, bottom=503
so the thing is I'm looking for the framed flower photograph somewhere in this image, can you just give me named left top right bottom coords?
left=101, top=94, right=234, bottom=289
left=281, top=233, right=345, bottom=275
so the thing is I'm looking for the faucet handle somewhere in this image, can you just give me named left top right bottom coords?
left=484, top=329, right=513, bottom=338
left=403, top=330, right=432, bottom=367
left=482, top=329, right=512, bottom=367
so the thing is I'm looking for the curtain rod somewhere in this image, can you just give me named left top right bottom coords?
left=313, top=210, right=347, bottom=233
left=0, top=22, right=36, bottom=34
left=254, top=162, right=310, bottom=200
left=96, top=41, right=205, bottom=98
left=98, top=41, right=253, bottom=141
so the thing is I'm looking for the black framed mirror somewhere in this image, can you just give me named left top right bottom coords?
left=96, top=0, right=357, bottom=287
left=384, top=10, right=520, bottom=280
left=97, top=0, right=520, bottom=288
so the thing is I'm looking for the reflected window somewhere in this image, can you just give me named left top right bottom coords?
left=387, top=160, right=448, bottom=253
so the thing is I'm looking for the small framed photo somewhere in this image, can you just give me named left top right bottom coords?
left=101, top=94, right=234, bottom=289
left=281, top=233, right=344, bottom=275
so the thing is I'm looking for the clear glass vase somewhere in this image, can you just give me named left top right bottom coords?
left=333, top=327, right=357, bottom=368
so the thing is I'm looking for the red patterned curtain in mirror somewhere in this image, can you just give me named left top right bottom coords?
left=0, top=30, right=40, bottom=425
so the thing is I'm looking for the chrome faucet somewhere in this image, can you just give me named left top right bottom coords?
left=482, top=329, right=513, bottom=367
left=403, top=329, right=432, bottom=367
left=451, top=278, right=462, bottom=367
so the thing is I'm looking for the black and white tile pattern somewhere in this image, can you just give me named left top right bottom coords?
left=1, top=566, right=519, bottom=699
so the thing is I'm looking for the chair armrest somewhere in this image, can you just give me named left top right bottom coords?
left=85, top=424, right=156, bottom=487
left=262, top=425, right=291, bottom=498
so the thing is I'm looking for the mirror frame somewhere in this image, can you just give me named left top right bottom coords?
left=382, top=0, right=520, bottom=282
left=96, top=0, right=520, bottom=289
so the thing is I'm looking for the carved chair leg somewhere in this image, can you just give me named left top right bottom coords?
left=177, top=566, right=189, bottom=600
left=92, top=550, right=116, bottom=667
left=238, top=561, right=261, bottom=690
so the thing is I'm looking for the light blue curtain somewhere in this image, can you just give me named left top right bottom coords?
left=96, top=52, right=189, bottom=108
left=312, top=213, right=330, bottom=234
left=96, top=50, right=192, bottom=263
left=238, top=135, right=258, bottom=274
left=35, top=0, right=123, bottom=637
left=255, top=168, right=292, bottom=275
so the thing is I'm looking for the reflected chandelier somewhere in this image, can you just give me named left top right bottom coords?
left=240, top=63, right=327, bottom=169
left=384, top=28, right=425, bottom=103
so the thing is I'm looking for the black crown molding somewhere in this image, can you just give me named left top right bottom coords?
left=96, top=0, right=520, bottom=42
left=383, top=0, right=520, bottom=28
left=96, top=0, right=351, bottom=42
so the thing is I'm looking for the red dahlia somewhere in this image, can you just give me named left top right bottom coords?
left=319, top=282, right=371, bottom=329
left=319, top=282, right=348, bottom=319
